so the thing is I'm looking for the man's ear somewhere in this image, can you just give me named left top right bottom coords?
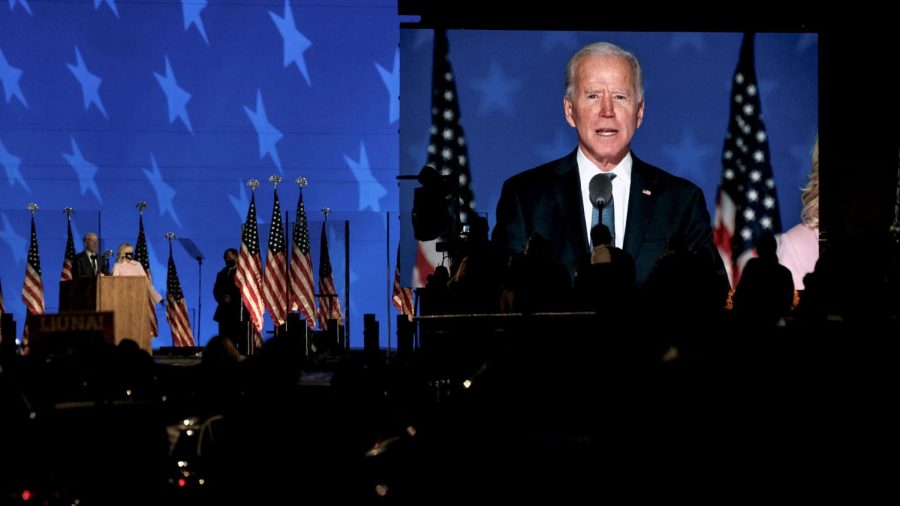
left=636, top=99, right=645, bottom=129
left=564, top=96, right=576, bottom=127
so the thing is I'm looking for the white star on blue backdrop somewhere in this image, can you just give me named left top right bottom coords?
left=534, top=128, right=574, bottom=162
left=376, top=48, right=400, bottom=124
left=67, top=46, right=108, bottom=118
left=144, top=154, right=182, bottom=228
left=269, top=0, right=312, bottom=86
left=181, top=0, right=209, bottom=46
left=63, top=137, right=103, bottom=204
left=344, top=141, right=387, bottom=212
left=7, top=0, right=30, bottom=16
left=468, top=61, right=522, bottom=116
left=0, top=48, right=27, bottom=107
left=244, top=90, right=283, bottom=174
left=93, top=0, right=118, bottom=18
left=0, top=139, right=29, bottom=192
left=154, top=55, right=193, bottom=134
left=0, top=212, right=27, bottom=265
left=661, top=129, right=715, bottom=182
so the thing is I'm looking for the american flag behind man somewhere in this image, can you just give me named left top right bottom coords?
left=392, top=245, right=414, bottom=321
left=262, top=186, right=288, bottom=327
left=412, top=28, right=478, bottom=287
left=290, top=180, right=316, bottom=328
left=134, top=210, right=158, bottom=337
left=21, top=205, right=44, bottom=341
left=713, top=33, right=782, bottom=287
left=317, top=217, right=342, bottom=330
left=236, top=184, right=265, bottom=348
left=165, top=236, right=195, bottom=347
left=60, top=211, right=76, bottom=281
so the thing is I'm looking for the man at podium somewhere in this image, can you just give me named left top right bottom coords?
left=72, top=232, right=109, bottom=278
left=111, top=242, right=162, bottom=304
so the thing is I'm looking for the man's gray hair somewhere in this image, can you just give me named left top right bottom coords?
left=565, top=42, right=644, bottom=102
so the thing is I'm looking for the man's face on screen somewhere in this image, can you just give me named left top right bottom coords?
left=564, top=55, right=644, bottom=171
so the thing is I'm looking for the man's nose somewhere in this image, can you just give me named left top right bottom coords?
left=599, top=95, right=614, bottom=117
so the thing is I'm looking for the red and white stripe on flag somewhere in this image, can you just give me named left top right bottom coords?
left=290, top=187, right=316, bottom=328
left=262, top=190, right=288, bottom=326
left=235, top=193, right=266, bottom=349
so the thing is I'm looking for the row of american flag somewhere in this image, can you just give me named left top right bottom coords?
left=6, top=204, right=196, bottom=348
left=0, top=177, right=357, bottom=351
left=234, top=179, right=344, bottom=350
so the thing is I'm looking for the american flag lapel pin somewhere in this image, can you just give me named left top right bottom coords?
left=642, top=189, right=652, bottom=196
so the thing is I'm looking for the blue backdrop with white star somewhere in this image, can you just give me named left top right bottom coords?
left=1, top=1, right=816, bottom=349
left=1, top=0, right=400, bottom=348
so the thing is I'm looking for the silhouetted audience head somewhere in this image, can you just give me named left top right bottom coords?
left=590, top=224, right=612, bottom=247
left=202, top=334, right=242, bottom=368
left=756, top=233, right=777, bottom=259
left=427, top=265, right=450, bottom=287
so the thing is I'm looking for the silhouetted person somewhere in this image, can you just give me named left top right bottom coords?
left=573, top=224, right=636, bottom=311
left=213, top=248, right=249, bottom=354
left=419, top=265, right=451, bottom=315
left=732, top=233, right=794, bottom=326
left=501, top=232, right=572, bottom=313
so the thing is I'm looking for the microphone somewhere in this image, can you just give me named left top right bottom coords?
left=588, top=174, right=613, bottom=208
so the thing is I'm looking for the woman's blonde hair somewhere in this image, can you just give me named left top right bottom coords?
left=116, top=242, right=134, bottom=262
left=800, top=138, right=819, bottom=228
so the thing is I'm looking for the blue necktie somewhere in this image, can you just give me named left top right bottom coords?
left=590, top=173, right=616, bottom=247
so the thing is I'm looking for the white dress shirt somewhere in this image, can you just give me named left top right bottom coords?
left=577, top=149, right=632, bottom=249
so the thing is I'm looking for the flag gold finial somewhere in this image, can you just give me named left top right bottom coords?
left=321, top=207, right=331, bottom=220
left=26, top=203, right=38, bottom=216
left=63, top=207, right=75, bottom=219
left=269, top=175, right=283, bottom=189
left=247, top=179, right=260, bottom=192
left=296, top=177, right=308, bottom=188
left=136, top=201, right=148, bottom=215
left=165, top=232, right=176, bottom=242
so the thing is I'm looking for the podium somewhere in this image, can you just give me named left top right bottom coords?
left=60, top=276, right=152, bottom=353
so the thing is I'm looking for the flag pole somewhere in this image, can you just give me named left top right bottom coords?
left=344, top=218, right=349, bottom=352
left=246, top=179, right=259, bottom=355
left=386, top=211, right=391, bottom=358
left=269, top=175, right=284, bottom=336
left=296, top=176, right=309, bottom=354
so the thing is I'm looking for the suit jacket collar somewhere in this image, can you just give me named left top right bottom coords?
left=623, top=154, right=660, bottom=254
left=556, top=150, right=661, bottom=256
left=553, top=150, right=591, bottom=255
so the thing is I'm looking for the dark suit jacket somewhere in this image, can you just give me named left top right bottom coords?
left=492, top=150, right=724, bottom=287
left=72, top=250, right=110, bottom=278
left=213, top=266, right=242, bottom=323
